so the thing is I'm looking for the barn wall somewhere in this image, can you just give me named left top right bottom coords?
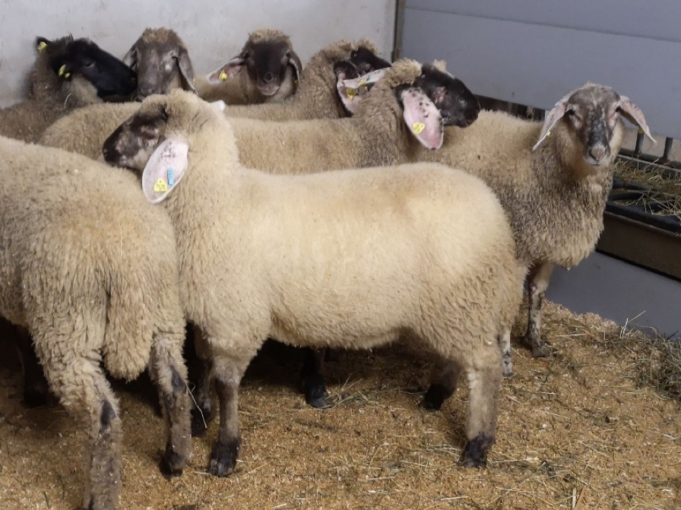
left=0, top=0, right=396, bottom=107
left=400, top=1, right=681, bottom=140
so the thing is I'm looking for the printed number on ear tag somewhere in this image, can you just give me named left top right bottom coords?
left=346, top=88, right=357, bottom=99
left=154, top=179, right=168, bottom=193
left=219, top=71, right=228, bottom=81
left=412, top=123, right=425, bottom=135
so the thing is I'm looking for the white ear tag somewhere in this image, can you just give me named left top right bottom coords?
left=141, top=137, right=189, bottom=204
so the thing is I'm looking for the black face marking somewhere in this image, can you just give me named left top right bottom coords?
left=49, top=38, right=137, bottom=97
left=333, top=60, right=360, bottom=81
left=409, top=64, right=480, bottom=128
left=102, top=108, right=166, bottom=170
left=349, top=46, right=391, bottom=75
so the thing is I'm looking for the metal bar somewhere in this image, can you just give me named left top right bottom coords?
left=634, top=130, right=644, bottom=156
left=392, top=0, right=406, bottom=60
left=663, top=137, right=674, bottom=161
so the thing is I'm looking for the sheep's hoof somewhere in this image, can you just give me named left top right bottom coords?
left=160, top=448, right=186, bottom=479
left=501, top=357, right=514, bottom=378
left=422, top=384, right=451, bottom=411
left=460, top=434, right=494, bottom=469
left=531, top=338, right=553, bottom=358
left=303, top=376, right=329, bottom=409
left=208, top=439, right=240, bottom=477
left=191, top=406, right=213, bottom=437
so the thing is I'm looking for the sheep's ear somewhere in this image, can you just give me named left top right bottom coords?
left=36, top=37, right=51, bottom=52
left=533, top=94, right=572, bottom=151
left=401, top=87, right=444, bottom=150
left=206, top=57, right=244, bottom=84
left=141, top=137, right=189, bottom=204
left=286, top=49, right=303, bottom=84
left=618, top=95, right=656, bottom=145
left=122, top=43, right=137, bottom=67
left=432, top=60, right=447, bottom=72
left=337, top=68, right=388, bottom=114
left=177, top=48, right=198, bottom=95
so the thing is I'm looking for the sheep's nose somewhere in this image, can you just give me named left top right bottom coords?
left=589, top=145, right=608, bottom=163
left=263, top=72, right=274, bottom=83
left=137, top=84, right=154, bottom=98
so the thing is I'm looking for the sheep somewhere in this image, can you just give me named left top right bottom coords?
left=220, top=38, right=391, bottom=120
left=102, top=89, right=525, bottom=473
left=42, top=58, right=481, bottom=416
left=122, top=27, right=198, bottom=99
left=196, top=28, right=302, bottom=105
left=0, top=135, right=192, bottom=509
left=407, top=83, right=654, bottom=378
left=0, top=35, right=136, bottom=143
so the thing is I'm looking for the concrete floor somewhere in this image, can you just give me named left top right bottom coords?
left=547, top=251, right=681, bottom=338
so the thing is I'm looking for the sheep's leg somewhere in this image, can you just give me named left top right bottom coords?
left=41, top=354, right=122, bottom=510
left=523, top=262, right=555, bottom=357
left=190, top=325, right=216, bottom=437
left=498, top=328, right=513, bottom=377
left=423, top=360, right=462, bottom=410
left=13, top=325, right=50, bottom=407
left=300, top=347, right=329, bottom=408
left=208, top=354, right=251, bottom=477
left=461, top=357, right=501, bottom=468
left=148, top=335, right=192, bottom=477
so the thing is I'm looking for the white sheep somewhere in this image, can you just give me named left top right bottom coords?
left=408, top=83, right=654, bottom=377
left=0, top=135, right=192, bottom=509
left=0, top=35, right=136, bottom=143
left=196, top=28, right=302, bottom=105
left=102, top=89, right=525, bottom=473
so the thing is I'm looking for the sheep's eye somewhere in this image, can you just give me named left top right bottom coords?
left=82, top=60, right=95, bottom=69
left=351, top=51, right=357, bottom=59
left=242, top=52, right=250, bottom=60
left=285, top=50, right=291, bottom=57
left=566, top=109, right=575, bottom=116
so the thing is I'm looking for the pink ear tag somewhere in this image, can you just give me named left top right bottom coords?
left=141, top=137, right=189, bottom=204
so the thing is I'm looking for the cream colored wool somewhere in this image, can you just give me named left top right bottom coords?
left=104, top=90, right=526, bottom=473
left=0, top=37, right=103, bottom=143
left=0, top=136, right=191, bottom=509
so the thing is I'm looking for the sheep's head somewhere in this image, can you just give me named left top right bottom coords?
left=206, top=28, right=302, bottom=97
left=123, top=28, right=197, bottom=100
left=37, top=35, right=137, bottom=98
left=348, top=46, right=391, bottom=76
left=343, top=59, right=479, bottom=150
left=533, top=83, right=654, bottom=167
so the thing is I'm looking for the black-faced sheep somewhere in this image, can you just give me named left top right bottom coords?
left=102, top=90, right=525, bottom=474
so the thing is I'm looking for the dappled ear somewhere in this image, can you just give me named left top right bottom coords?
left=286, top=49, right=302, bottom=83
left=618, top=95, right=656, bottom=145
left=533, top=93, right=571, bottom=151
left=206, top=57, right=243, bottom=84
left=177, top=48, right=198, bottom=94
left=401, top=87, right=444, bottom=150
left=336, top=67, right=388, bottom=114
left=122, top=43, right=137, bottom=67
left=141, top=137, right=189, bottom=204
left=36, top=37, right=51, bottom=52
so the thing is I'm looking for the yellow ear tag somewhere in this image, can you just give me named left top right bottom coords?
left=358, top=77, right=367, bottom=86
left=64, top=72, right=71, bottom=79
left=58, top=64, right=66, bottom=77
left=153, top=179, right=168, bottom=193
left=346, top=88, right=357, bottom=99
left=412, top=122, right=425, bottom=135
left=37, top=41, right=47, bottom=52
left=219, top=70, right=228, bottom=81
left=546, top=130, right=551, bottom=137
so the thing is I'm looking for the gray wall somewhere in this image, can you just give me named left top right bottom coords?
left=400, top=1, right=681, bottom=140
left=0, top=1, right=396, bottom=107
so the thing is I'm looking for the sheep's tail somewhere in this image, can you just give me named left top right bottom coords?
left=102, top=243, right=185, bottom=381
